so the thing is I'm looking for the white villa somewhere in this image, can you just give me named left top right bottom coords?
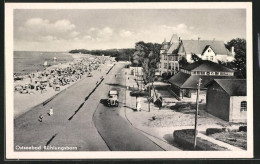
left=158, top=34, right=235, bottom=75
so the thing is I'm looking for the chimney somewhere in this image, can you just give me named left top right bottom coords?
left=198, top=37, right=200, bottom=41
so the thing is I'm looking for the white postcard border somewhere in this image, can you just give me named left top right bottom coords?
left=5, top=2, right=253, bottom=159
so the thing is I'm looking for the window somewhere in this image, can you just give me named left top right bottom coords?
left=240, top=101, right=247, bottom=111
left=164, top=63, right=167, bottom=69
left=206, top=56, right=209, bottom=60
left=208, top=49, right=211, bottom=52
left=210, top=56, right=213, bottom=61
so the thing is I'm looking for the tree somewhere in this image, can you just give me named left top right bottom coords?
left=191, top=53, right=202, bottom=62
left=225, top=38, right=246, bottom=78
left=179, top=57, right=189, bottom=67
left=131, top=41, right=161, bottom=112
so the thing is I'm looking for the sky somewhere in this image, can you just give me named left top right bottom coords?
left=14, top=9, right=246, bottom=52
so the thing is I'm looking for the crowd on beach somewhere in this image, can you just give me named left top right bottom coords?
left=14, top=55, right=116, bottom=95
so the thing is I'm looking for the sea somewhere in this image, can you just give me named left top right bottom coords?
left=14, top=51, right=74, bottom=75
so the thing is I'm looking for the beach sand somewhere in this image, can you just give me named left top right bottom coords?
left=14, top=53, right=114, bottom=118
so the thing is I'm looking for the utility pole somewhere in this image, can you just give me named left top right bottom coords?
left=194, top=78, right=202, bottom=150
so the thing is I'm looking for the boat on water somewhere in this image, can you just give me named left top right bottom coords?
left=43, top=61, right=50, bottom=67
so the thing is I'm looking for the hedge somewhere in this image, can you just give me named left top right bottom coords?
left=239, top=126, right=247, bottom=132
left=173, top=129, right=228, bottom=151
left=206, top=128, right=224, bottom=136
left=130, top=91, right=149, bottom=97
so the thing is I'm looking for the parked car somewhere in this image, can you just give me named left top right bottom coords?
left=107, top=90, right=119, bottom=107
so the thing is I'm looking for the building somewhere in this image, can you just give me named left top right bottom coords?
left=158, top=34, right=181, bottom=75
left=179, top=39, right=235, bottom=63
left=158, top=34, right=235, bottom=75
left=205, top=79, right=246, bottom=123
left=168, top=60, right=235, bottom=102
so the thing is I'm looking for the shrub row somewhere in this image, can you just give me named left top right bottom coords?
left=206, top=126, right=247, bottom=136
left=173, top=129, right=227, bottom=151
left=206, top=128, right=224, bottom=135
left=130, top=91, right=149, bottom=97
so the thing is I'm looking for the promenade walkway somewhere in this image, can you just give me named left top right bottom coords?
left=14, top=63, right=111, bottom=151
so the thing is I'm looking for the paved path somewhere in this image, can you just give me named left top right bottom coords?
left=14, top=64, right=111, bottom=151
left=93, top=63, right=164, bottom=151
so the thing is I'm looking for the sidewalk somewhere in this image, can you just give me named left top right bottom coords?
left=124, top=69, right=245, bottom=151
left=124, top=70, right=180, bottom=151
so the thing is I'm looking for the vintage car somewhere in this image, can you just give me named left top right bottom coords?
left=107, top=90, right=119, bottom=107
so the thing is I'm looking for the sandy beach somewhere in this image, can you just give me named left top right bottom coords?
left=14, top=53, right=115, bottom=118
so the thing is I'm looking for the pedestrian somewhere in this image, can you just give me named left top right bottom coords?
left=137, top=98, right=142, bottom=112
left=115, top=74, right=116, bottom=77
left=48, top=107, right=54, bottom=116
left=38, top=114, right=43, bottom=122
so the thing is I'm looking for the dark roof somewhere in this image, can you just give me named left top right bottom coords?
left=181, top=75, right=236, bottom=89
left=168, top=71, right=236, bottom=90
left=168, top=72, right=190, bottom=88
left=181, top=60, right=234, bottom=72
left=207, top=79, right=246, bottom=96
left=182, top=40, right=230, bottom=55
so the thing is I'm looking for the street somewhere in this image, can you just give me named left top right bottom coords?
left=14, top=62, right=163, bottom=151
left=93, top=63, right=163, bottom=151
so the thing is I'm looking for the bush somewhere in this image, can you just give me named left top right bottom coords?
left=206, top=128, right=224, bottom=136
left=130, top=91, right=149, bottom=97
left=173, top=129, right=227, bottom=151
left=239, top=126, right=247, bottom=132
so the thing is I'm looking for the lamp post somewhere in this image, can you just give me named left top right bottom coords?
left=194, top=78, right=202, bottom=150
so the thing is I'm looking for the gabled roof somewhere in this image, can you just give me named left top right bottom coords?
left=206, top=79, right=246, bottom=96
left=182, top=40, right=230, bottom=55
left=167, top=42, right=180, bottom=54
left=170, top=34, right=179, bottom=43
left=181, top=60, right=234, bottom=72
left=226, top=48, right=233, bottom=57
left=201, top=45, right=214, bottom=55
